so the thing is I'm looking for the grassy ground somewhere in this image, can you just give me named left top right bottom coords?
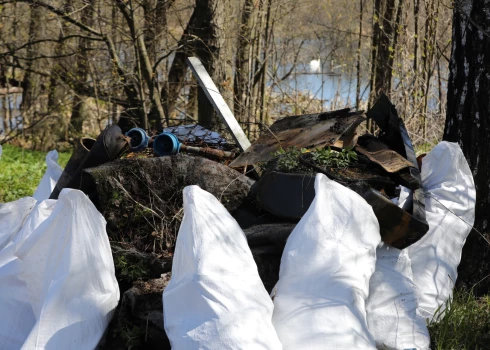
left=0, top=144, right=71, bottom=202
left=428, top=290, right=490, bottom=350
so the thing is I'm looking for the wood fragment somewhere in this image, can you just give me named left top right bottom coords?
left=230, top=112, right=365, bottom=167
left=356, top=146, right=413, bottom=173
left=186, top=57, right=251, bottom=152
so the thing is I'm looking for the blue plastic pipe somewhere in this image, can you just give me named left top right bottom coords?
left=125, top=127, right=149, bottom=152
left=153, top=132, right=181, bottom=156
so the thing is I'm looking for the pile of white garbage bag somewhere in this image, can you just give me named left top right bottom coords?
left=0, top=141, right=475, bottom=350
left=164, top=141, right=476, bottom=350
left=0, top=151, right=119, bottom=349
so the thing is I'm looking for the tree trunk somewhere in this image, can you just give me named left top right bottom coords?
left=356, top=0, right=364, bottom=110
left=70, top=0, right=96, bottom=136
left=21, top=4, right=47, bottom=118
left=373, top=0, right=397, bottom=99
left=444, top=0, right=490, bottom=294
left=413, top=0, right=420, bottom=76
left=144, top=0, right=175, bottom=130
left=259, top=0, right=272, bottom=126
left=234, top=0, right=254, bottom=124
left=421, top=0, right=438, bottom=141
left=47, top=0, right=74, bottom=140
left=195, top=0, right=233, bottom=130
left=251, top=0, right=266, bottom=137
left=160, top=1, right=205, bottom=121
left=388, top=0, right=403, bottom=75
left=368, top=0, right=382, bottom=110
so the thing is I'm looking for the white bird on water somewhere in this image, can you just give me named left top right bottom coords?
left=309, top=58, right=321, bottom=73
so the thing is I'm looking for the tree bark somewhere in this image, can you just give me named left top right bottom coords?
left=421, top=0, right=438, bottom=141
left=388, top=0, right=403, bottom=77
left=373, top=0, right=397, bottom=99
left=21, top=3, right=47, bottom=117
left=234, top=0, right=254, bottom=124
left=70, top=0, right=96, bottom=135
left=356, top=0, right=364, bottom=110
left=194, top=0, right=233, bottom=130
left=413, top=0, right=420, bottom=76
left=444, top=0, right=490, bottom=294
left=259, top=0, right=272, bottom=126
left=47, top=0, right=75, bottom=140
left=143, top=0, right=175, bottom=130
left=368, top=0, right=382, bottom=110
left=160, top=2, right=204, bottom=121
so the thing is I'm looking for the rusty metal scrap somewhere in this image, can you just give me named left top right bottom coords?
left=180, top=144, right=235, bottom=160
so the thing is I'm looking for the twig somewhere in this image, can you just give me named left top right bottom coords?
left=111, top=176, right=164, bottom=220
left=425, top=193, right=490, bottom=247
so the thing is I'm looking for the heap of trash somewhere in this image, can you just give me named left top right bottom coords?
left=0, top=94, right=476, bottom=350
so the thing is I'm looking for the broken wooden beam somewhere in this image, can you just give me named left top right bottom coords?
left=186, top=57, right=251, bottom=152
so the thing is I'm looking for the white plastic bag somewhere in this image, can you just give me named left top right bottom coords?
left=0, top=197, right=37, bottom=250
left=0, top=189, right=119, bottom=349
left=271, top=174, right=380, bottom=350
left=407, top=141, right=476, bottom=320
left=366, top=245, right=430, bottom=350
left=0, top=197, right=46, bottom=350
left=163, top=185, right=282, bottom=349
left=33, top=150, right=63, bottom=201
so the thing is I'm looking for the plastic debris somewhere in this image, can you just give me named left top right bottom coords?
left=163, top=124, right=228, bottom=147
left=407, top=141, right=476, bottom=321
left=366, top=245, right=430, bottom=350
left=126, top=127, right=149, bottom=151
left=0, top=190, right=119, bottom=349
left=163, top=185, right=282, bottom=349
left=33, top=150, right=63, bottom=201
left=153, top=132, right=181, bottom=156
left=271, top=174, right=380, bottom=349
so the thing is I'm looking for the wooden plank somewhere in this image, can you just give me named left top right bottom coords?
left=186, top=57, right=251, bottom=152
left=230, top=113, right=365, bottom=168
left=270, top=109, right=352, bottom=132
left=356, top=146, right=413, bottom=173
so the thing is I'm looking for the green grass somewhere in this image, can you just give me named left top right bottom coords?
left=0, top=144, right=71, bottom=202
left=429, top=289, right=490, bottom=350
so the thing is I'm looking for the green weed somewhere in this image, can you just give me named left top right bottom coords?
left=114, top=255, right=149, bottom=283
left=310, top=146, right=358, bottom=168
left=428, top=289, right=490, bottom=349
left=271, top=147, right=308, bottom=173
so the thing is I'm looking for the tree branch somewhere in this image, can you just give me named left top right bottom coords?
left=1, top=35, right=104, bottom=56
